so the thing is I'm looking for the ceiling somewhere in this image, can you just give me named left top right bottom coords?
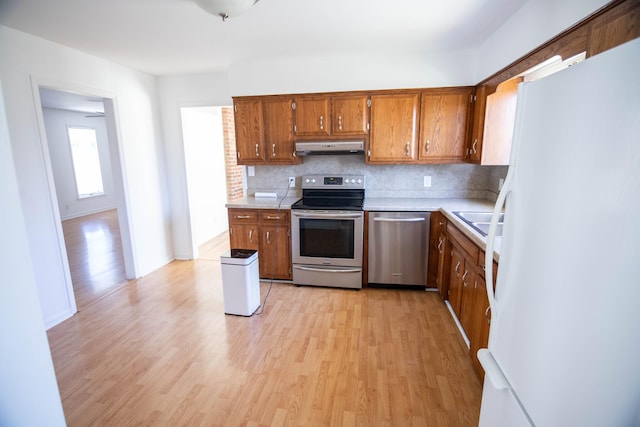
left=0, top=0, right=527, bottom=77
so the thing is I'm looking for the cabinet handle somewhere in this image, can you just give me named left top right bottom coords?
left=319, top=115, right=324, bottom=130
left=472, top=138, right=478, bottom=154
left=405, top=141, right=410, bottom=157
left=462, top=270, right=468, bottom=286
left=338, top=115, right=343, bottom=130
left=266, top=216, right=280, bottom=220
left=236, top=215, right=252, bottom=219
left=249, top=229, right=253, bottom=241
left=455, top=260, right=461, bottom=276
left=255, top=143, right=259, bottom=157
left=272, top=143, right=276, bottom=157
left=266, top=231, right=270, bottom=244
left=237, top=151, right=240, bottom=159
left=437, top=237, right=443, bottom=252
left=229, top=227, right=233, bottom=235
left=425, top=139, right=430, bottom=154
left=485, top=306, right=491, bottom=323
left=439, top=221, right=445, bottom=226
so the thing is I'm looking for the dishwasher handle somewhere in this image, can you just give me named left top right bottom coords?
left=373, top=217, right=426, bottom=223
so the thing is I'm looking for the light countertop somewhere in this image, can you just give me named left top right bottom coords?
left=226, top=196, right=502, bottom=261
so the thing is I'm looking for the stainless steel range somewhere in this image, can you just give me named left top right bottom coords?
left=290, top=175, right=365, bottom=289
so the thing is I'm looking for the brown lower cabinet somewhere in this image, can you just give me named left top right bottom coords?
left=228, top=208, right=292, bottom=280
left=428, top=212, right=498, bottom=380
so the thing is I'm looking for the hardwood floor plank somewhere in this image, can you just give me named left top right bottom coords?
left=48, top=248, right=482, bottom=425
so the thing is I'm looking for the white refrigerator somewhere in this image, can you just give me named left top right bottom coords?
left=478, top=38, right=640, bottom=426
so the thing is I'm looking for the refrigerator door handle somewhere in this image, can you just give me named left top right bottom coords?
left=477, top=349, right=510, bottom=390
left=485, top=166, right=515, bottom=317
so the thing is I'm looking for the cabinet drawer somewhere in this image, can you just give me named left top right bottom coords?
left=259, top=210, right=290, bottom=224
left=447, top=222, right=479, bottom=260
left=228, top=209, right=258, bottom=223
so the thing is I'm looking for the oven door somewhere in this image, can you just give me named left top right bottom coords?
left=291, top=210, right=363, bottom=267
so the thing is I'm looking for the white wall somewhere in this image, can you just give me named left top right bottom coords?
left=0, top=78, right=66, bottom=427
left=181, top=106, right=229, bottom=250
left=474, top=0, right=610, bottom=81
left=43, top=108, right=117, bottom=220
left=229, top=49, right=477, bottom=96
left=0, top=25, right=173, bottom=328
left=157, top=72, right=231, bottom=259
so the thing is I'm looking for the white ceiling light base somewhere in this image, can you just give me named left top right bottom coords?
left=193, top=0, right=260, bottom=21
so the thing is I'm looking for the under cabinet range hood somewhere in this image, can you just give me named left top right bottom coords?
left=295, top=140, right=365, bottom=156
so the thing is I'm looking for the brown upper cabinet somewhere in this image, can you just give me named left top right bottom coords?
left=480, top=77, right=523, bottom=166
left=294, top=93, right=369, bottom=138
left=418, top=87, right=473, bottom=163
left=471, top=0, right=639, bottom=166
left=234, top=98, right=265, bottom=164
left=233, top=96, right=300, bottom=165
left=587, top=0, right=640, bottom=57
left=367, top=92, right=420, bottom=163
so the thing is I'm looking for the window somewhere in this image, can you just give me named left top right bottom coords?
left=67, top=126, right=104, bottom=198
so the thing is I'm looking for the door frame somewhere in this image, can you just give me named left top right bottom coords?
left=30, top=77, right=137, bottom=317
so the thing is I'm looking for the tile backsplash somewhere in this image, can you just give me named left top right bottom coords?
left=245, top=155, right=508, bottom=200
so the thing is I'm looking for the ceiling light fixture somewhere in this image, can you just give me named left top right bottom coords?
left=193, top=0, right=261, bottom=22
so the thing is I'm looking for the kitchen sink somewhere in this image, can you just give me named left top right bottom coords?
left=453, top=211, right=504, bottom=237
left=455, top=211, right=504, bottom=224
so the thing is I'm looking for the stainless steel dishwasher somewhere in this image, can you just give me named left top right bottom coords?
left=368, top=211, right=430, bottom=287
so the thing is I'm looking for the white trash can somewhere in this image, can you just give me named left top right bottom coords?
left=220, top=249, right=260, bottom=316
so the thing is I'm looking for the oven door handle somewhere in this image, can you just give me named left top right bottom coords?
left=292, top=212, right=363, bottom=219
left=373, top=217, right=426, bottom=223
left=293, top=266, right=361, bottom=274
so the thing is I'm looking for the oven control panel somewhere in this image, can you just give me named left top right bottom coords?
left=301, top=175, right=365, bottom=189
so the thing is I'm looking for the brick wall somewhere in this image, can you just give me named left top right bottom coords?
left=222, top=107, right=244, bottom=201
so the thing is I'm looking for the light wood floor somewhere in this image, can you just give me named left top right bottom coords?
left=48, top=233, right=482, bottom=426
left=61, top=209, right=127, bottom=310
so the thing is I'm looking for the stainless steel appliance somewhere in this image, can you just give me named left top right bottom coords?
left=291, top=175, right=365, bottom=289
left=295, top=140, right=365, bottom=156
left=368, top=211, right=430, bottom=287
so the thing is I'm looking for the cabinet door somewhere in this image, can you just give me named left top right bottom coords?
left=467, top=85, right=489, bottom=164
left=459, top=263, right=477, bottom=337
left=481, top=77, right=523, bottom=165
left=259, top=225, right=291, bottom=280
left=448, top=244, right=465, bottom=318
left=229, top=224, right=260, bottom=251
left=427, top=212, right=447, bottom=292
left=470, top=273, right=491, bottom=381
left=234, top=99, right=265, bottom=164
left=368, top=93, right=419, bottom=163
left=332, top=94, right=369, bottom=136
left=263, top=98, right=297, bottom=163
left=418, top=88, right=472, bottom=163
left=587, top=0, right=640, bottom=57
left=295, top=97, right=330, bottom=137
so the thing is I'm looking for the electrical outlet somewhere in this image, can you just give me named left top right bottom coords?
left=289, top=176, right=295, bottom=187
left=423, top=176, right=432, bottom=188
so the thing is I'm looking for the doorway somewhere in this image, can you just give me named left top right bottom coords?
left=38, top=87, right=133, bottom=310
left=180, top=106, right=242, bottom=260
